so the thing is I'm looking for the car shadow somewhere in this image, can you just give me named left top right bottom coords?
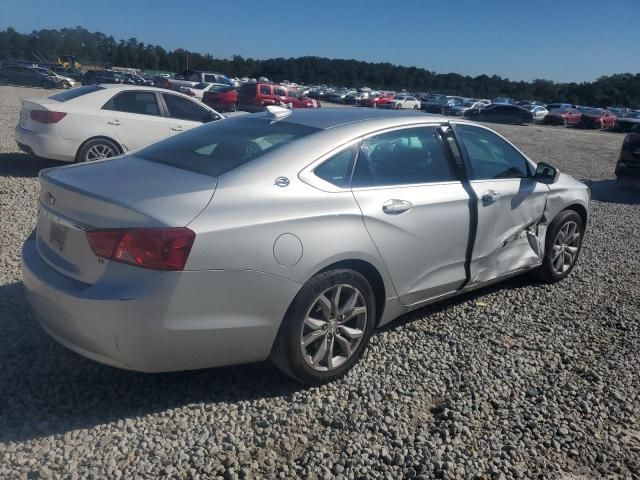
left=0, top=281, right=301, bottom=443
left=0, top=152, right=63, bottom=178
left=583, top=179, right=640, bottom=205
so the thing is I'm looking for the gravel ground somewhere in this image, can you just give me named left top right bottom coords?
left=1, top=86, right=639, bottom=479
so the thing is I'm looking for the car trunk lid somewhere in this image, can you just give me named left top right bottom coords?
left=36, top=156, right=217, bottom=284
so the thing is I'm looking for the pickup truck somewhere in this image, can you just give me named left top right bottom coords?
left=165, top=70, right=235, bottom=92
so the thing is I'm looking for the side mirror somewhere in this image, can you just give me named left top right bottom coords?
left=534, top=162, right=559, bottom=184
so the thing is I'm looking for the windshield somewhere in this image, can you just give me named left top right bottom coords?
left=192, top=82, right=209, bottom=89
left=623, top=112, right=640, bottom=119
left=136, top=117, right=319, bottom=177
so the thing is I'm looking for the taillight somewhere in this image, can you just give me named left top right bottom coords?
left=86, top=228, right=195, bottom=271
left=30, top=110, right=67, bottom=124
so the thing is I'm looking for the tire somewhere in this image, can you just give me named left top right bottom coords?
left=0, top=76, right=8, bottom=86
left=76, top=138, right=121, bottom=163
left=271, top=269, right=376, bottom=385
left=536, top=210, right=584, bottom=282
left=229, top=103, right=237, bottom=112
left=61, top=80, right=71, bottom=89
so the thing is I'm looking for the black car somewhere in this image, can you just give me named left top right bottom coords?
left=466, top=104, right=534, bottom=125
left=616, top=124, right=640, bottom=190
left=615, top=112, right=640, bottom=132
left=421, top=94, right=452, bottom=113
left=82, top=70, right=125, bottom=85
left=0, top=65, right=63, bottom=88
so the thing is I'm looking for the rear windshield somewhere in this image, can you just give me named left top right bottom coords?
left=136, top=117, right=319, bottom=177
left=49, top=85, right=105, bottom=102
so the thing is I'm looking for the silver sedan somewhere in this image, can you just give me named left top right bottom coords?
left=22, top=107, right=590, bottom=384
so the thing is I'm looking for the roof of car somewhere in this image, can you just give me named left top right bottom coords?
left=257, top=107, right=449, bottom=130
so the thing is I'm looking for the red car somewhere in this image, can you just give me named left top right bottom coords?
left=362, top=93, right=395, bottom=108
left=577, top=108, right=616, bottom=129
left=543, top=108, right=583, bottom=126
left=237, top=82, right=320, bottom=112
left=202, top=86, right=239, bottom=112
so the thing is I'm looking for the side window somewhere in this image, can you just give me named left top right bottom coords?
left=275, top=87, right=286, bottom=96
left=162, top=94, right=210, bottom=122
left=455, top=124, right=530, bottom=180
left=314, top=145, right=357, bottom=188
left=352, top=127, right=454, bottom=187
left=259, top=85, right=271, bottom=95
left=102, top=91, right=161, bottom=116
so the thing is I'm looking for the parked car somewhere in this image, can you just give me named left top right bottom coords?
left=576, top=108, right=616, bottom=129
left=168, top=71, right=234, bottom=92
left=421, top=94, right=455, bottom=113
left=362, top=93, right=395, bottom=108
left=543, top=108, right=582, bottom=126
left=328, top=89, right=357, bottom=103
left=382, top=95, right=421, bottom=110
left=31, top=67, right=80, bottom=89
left=444, top=100, right=483, bottom=116
left=237, top=82, right=320, bottom=112
left=466, top=104, right=534, bottom=125
left=0, top=65, right=65, bottom=88
left=615, top=124, right=640, bottom=189
left=21, top=107, right=590, bottom=384
left=15, top=85, right=224, bottom=163
left=202, top=85, right=239, bottom=112
left=82, top=70, right=126, bottom=86
left=525, top=105, right=550, bottom=122
left=180, top=82, right=215, bottom=100
left=615, top=112, right=640, bottom=132
left=517, top=100, right=546, bottom=108
left=121, top=72, right=152, bottom=86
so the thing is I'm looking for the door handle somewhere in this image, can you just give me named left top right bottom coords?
left=382, top=199, right=413, bottom=215
left=171, top=126, right=184, bottom=132
left=107, top=120, right=121, bottom=126
left=482, top=189, right=502, bottom=205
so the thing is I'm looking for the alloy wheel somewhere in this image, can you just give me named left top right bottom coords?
left=86, top=144, right=117, bottom=161
left=551, top=220, right=580, bottom=274
left=300, top=284, right=368, bottom=371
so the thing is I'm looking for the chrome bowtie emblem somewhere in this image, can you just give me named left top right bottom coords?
left=45, top=192, right=55, bottom=207
left=274, top=176, right=290, bottom=187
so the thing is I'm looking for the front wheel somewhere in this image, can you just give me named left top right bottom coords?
left=536, top=210, right=584, bottom=282
left=271, top=269, right=376, bottom=384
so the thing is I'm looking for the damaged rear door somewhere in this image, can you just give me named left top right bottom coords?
left=453, top=123, right=549, bottom=284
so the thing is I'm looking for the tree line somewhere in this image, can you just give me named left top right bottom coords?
left=1, top=26, right=639, bottom=107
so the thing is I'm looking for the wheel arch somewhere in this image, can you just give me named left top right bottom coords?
left=562, top=203, right=588, bottom=227
left=75, top=136, right=124, bottom=163
left=315, top=259, right=386, bottom=326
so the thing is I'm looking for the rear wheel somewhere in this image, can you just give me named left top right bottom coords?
left=61, top=80, right=71, bottom=89
left=271, top=269, right=375, bottom=384
left=536, top=210, right=584, bottom=282
left=76, top=138, right=120, bottom=163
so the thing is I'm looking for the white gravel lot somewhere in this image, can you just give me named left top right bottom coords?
left=0, top=86, right=639, bottom=480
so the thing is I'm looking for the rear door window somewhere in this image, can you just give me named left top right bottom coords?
left=102, top=91, right=161, bottom=116
left=162, top=93, right=211, bottom=122
left=259, top=85, right=272, bottom=95
left=352, top=127, right=455, bottom=187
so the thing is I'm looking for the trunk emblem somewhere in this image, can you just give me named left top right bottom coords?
left=45, top=192, right=55, bottom=207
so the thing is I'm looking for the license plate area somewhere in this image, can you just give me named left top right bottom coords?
left=49, top=222, right=68, bottom=251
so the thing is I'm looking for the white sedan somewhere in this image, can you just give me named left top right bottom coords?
left=385, top=95, right=421, bottom=110
left=15, top=85, right=224, bottom=163
left=530, top=105, right=550, bottom=122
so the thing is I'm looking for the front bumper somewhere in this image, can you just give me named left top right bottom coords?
left=15, top=125, right=77, bottom=162
left=22, top=232, right=301, bottom=372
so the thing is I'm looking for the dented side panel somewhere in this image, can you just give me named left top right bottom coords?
left=468, top=178, right=549, bottom=285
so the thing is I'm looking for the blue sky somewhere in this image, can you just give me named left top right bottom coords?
left=1, top=0, right=638, bottom=83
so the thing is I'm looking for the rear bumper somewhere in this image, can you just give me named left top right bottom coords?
left=22, top=232, right=302, bottom=372
left=15, top=125, right=77, bottom=162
